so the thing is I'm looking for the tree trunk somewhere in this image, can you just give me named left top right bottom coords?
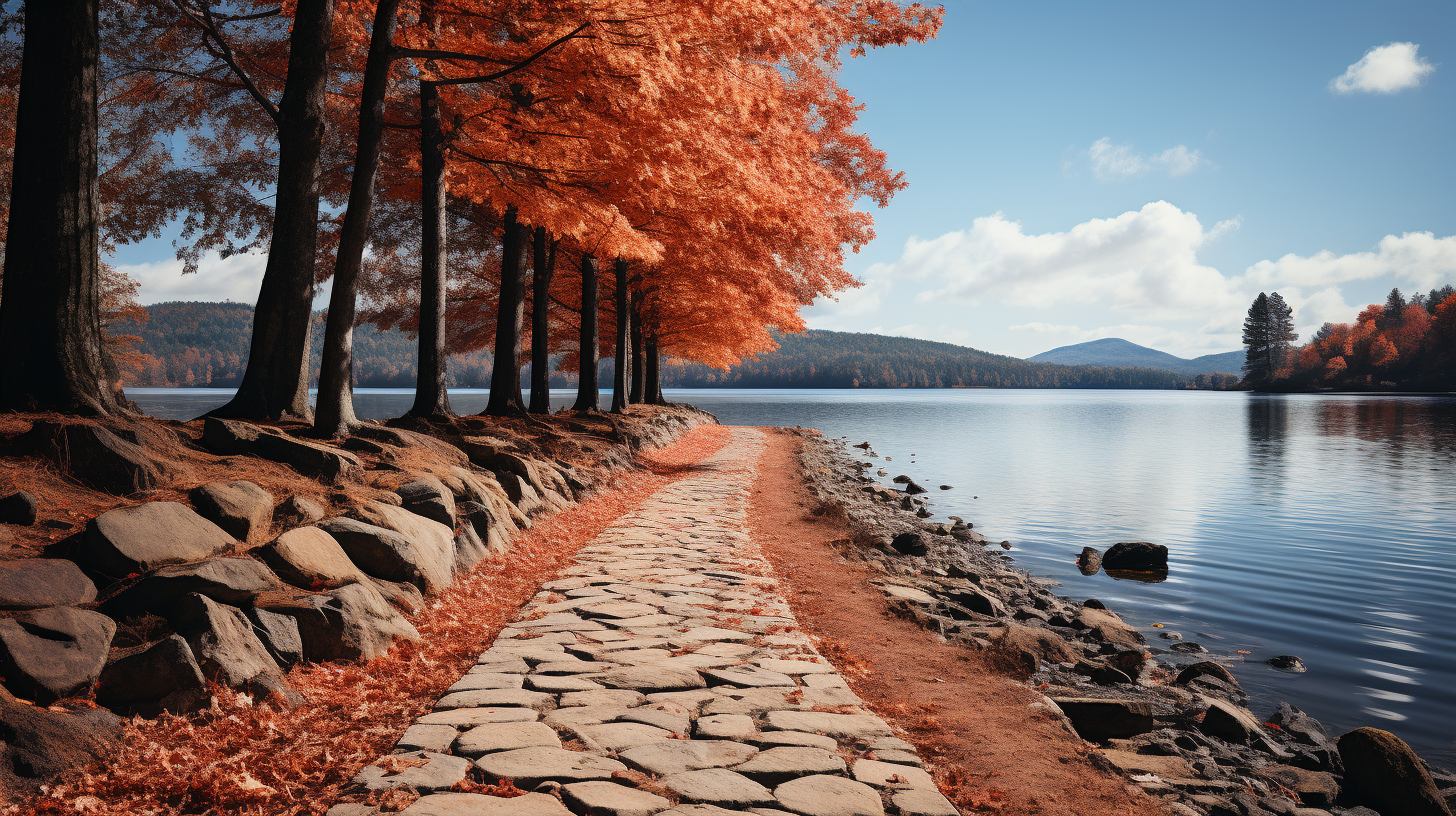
left=571, top=252, right=600, bottom=412
left=645, top=328, right=665, bottom=405
left=212, top=0, right=335, bottom=421
left=528, top=227, right=556, bottom=414
left=484, top=207, right=528, bottom=415
left=610, top=258, right=630, bottom=413
left=313, top=0, right=400, bottom=437
left=628, top=293, right=645, bottom=404
left=0, top=0, right=119, bottom=415
left=407, top=80, right=451, bottom=419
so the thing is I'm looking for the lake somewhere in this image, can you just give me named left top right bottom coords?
left=127, top=387, right=1456, bottom=764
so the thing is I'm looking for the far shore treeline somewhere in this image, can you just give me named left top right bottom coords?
left=108, top=302, right=1235, bottom=391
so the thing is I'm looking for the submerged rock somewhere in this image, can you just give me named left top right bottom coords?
left=1077, top=547, right=1101, bottom=575
left=1101, top=541, right=1168, bottom=572
left=1266, top=654, right=1306, bottom=672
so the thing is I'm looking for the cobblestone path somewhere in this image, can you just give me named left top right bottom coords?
left=346, top=428, right=958, bottom=816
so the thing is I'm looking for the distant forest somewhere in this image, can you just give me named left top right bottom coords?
left=109, top=302, right=1227, bottom=391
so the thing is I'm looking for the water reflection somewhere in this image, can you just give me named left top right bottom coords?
left=1245, top=396, right=1289, bottom=483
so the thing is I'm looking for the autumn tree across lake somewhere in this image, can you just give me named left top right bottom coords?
left=0, top=0, right=943, bottom=428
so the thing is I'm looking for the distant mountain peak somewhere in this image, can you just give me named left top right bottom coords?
left=1028, top=337, right=1242, bottom=376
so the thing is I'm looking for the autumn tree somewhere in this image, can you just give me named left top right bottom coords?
left=0, top=0, right=123, bottom=414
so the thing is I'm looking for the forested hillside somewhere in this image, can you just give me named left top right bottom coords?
left=110, top=303, right=1219, bottom=390
left=1029, top=338, right=1244, bottom=376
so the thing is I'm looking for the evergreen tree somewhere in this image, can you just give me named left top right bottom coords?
left=1379, top=288, right=1406, bottom=331
left=1243, top=291, right=1296, bottom=387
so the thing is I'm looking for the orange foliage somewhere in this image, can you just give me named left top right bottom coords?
left=1288, top=289, right=1455, bottom=389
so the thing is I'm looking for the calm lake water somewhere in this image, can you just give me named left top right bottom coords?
left=128, top=387, right=1456, bottom=764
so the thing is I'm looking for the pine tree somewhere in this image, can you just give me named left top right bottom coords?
left=1243, top=292, right=1297, bottom=387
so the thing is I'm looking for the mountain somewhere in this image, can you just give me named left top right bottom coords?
left=109, top=302, right=1231, bottom=391
left=1028, top=338, right=1243, bottom=376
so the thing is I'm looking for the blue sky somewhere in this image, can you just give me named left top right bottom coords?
left=116, top=0, right=1455, bottom=359
left=797, top=0, right=1456, bottom=357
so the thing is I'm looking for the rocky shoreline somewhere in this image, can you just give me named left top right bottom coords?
left=0, top=405, right=713, bottom=797
left=789, top=427, right=1455, bottom=816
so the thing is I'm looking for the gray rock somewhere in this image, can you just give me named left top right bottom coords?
left=189, top=480, right=273, bottom=542
left=562, top=781, right=673, bottom=816
left=255, top=526, right=368, bottom=590
left=774, top=775, right=885, bottom=816
left=0, top=684, right=121, bottom=788
left=354, top=751, right=470, bottom=792
left=1337, top=727, right=1451, bottom=816
left=245, top=606, right=304, bottom=667
left=763, top=711, right=892, bottom=740
left=418, top=707, right=539, bottom=727
left=82, top=501, right=235, bottom=579
left=273, top=495, right=326, bottom=529
left=890, top=788, right=958, bottom=816
left=696, top=713, right=757, bottom=740
left=474, top=745, right=627, bottom=787
left=1045, top=697, right=1155, bottom=742
left=732, top=747, right=846, bottom=784
left=396, top=723, right=461, bottom=754
left=578, top=721, right=674, bottom=751
left=399, top=792, right=573, bottom=816
left=28, top=422, right=165, bottom=495
left=0, top=606, right=115, bottom=703
left=1175, top=661, right=1240, bottom=689
left=172, top=594, right=290, bottom=701
left=434, top=687, right=552, bottom=711
left=104, top=556, right=284, bottom=617
left=0, top=559, right=96, bottom=609
left=948, top=587, right=1007, bottom=618
left=1266, top=655, right=1306, bottom=672
left=663, top=768, right=776, bottom=808
left=1260, top=765, right=1339, bottom=808
left=318, top=516, right=445, bottom=594
left=455, top=721, right=561, bottom=756
left=369, top=577, right=425, bottom=615
left=448, top=672, right=525, bottom=692
left=1101, top=541, right=1168, bottom=572
left=704, top=666, right=795, bottom=688
left=597, top=665, right=707, bottom=691
left=94, top=634, right=209, bottom=716
left=251, top=428, right=363, bottom=482
left=341, top=502, right=456, bottom=594
left=850, top=758, right=935, bottom=789
left=453, top=525, right=490, bottom=574
left=889, top=532, right=926, bottom=556
left=620, top=740, right=760, bottom=776
left=1199, top=699, right=1274, bottom=746
left=1077, top=547, right=1101, bottom=574
left=396, top=476, right=456, bottom=528
left=749, top=731, right=839, bottom=751
left=0, top=490, right=38, bottom=525
left=1072, top=606, right=1145, bottom=648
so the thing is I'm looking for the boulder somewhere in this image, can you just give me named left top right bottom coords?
left=1101, top=542, right=1168, bottom=572
left=396, top=476, right=456, bottom=527
left=902, top=481, right=927, bottom=495
left=203, top=418, right=362, bottom=482
left=94, top=633, right=209, bottom=716
left=369, top=577, right=425, bottom=615
left=949, top=587, right=1007, bottom=617
left=1267, top=702, right=1332, bottom=748
left=255, top=526, right=369, bottom=590
left=889, top=532, right=926, bottom=556
left=1176, top=661, right=1240, bottom=689
left=201, top=416, right=265, bottom=455
left=498, top=473, right=546, bottom=516
left=0, top=559, right=97, bottom=609
left=0, top=490, right=39, bottom=525
left=103, top=556, right=284, bottom=618
left=345, top=501, right=456, bottom=594
left=319, top=517, right=440, bottom=593
left=82, top=501, right=235, bottom=580
left=189, top=480, right=274, bottom=542
left=351, top=425, right=469, bottom=467
left=171, top=593, right=288, bottom=700
left=255, top=581, right=418, bottom=662
left=1077, top=547, right=1101, bottom=574
left=28, top=422, right=165, bottom=495
left=454, top=525, right=491, bottom=573
left=0, top=685, right=120, bottom=792
left=245, top=606, right=305, bottom=667
left=1199, top=699, right=1280, bottom=753
left=273, top=494, right=326, bottom=529
left=1260, top=765, right=1339, bottom=808
left=991, top=622, right=1076, bottom=674
left=1073, top=606, right=1145, bottom=647
left=1337, top=727, right=1452, bottom=816
left=0, top=606, right=115, bottom=703
left=1045, top=697, right=1155, bottom=742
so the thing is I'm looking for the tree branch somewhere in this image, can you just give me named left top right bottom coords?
left=422, top=22, right=591, bottom=88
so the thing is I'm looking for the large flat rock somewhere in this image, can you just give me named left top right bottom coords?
left=774, top=775, right=885, bottom=816
left=473, top=746, right=626, bottom=787
left=0, top=606, right=115, bottom=703
left=400, top=792, right=572, bottom=816
left=455, top=721, right=561, bottom=757
left=562, top=781, right=672, bottom=816
left=83, top=502, right=235, bottom=579
left=0, top=560, right=96, bottom=609
left=662, top=768, right=775, bottom=808
left=763, top=711, right=891, bottom=740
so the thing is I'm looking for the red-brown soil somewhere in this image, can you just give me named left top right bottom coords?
left=747, top=428, right=1165, bottom=816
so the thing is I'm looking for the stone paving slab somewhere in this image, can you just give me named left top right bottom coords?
left=346, top=429, right=959, bottom=816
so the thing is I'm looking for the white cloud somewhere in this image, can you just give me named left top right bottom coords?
left=117, top=251, right=268, bottom=305
left=898, top=201, right=1243, bottom=318
left=1331, top=42, right=1435, bottom=94
left=1087, top=138, right=1209, bottom=180
left=1241, top=231, right=1456, bottom=291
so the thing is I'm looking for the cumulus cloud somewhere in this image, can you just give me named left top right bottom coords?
left=1241, top=232, right=1456, bottom=291
left=899, top=201, right=1242, bottom=318
left=116, top=251, right=336, bottom=309
left=1331, top=42, right=1435, bottom=94
left=1087, top=138, right=1208, bottom=180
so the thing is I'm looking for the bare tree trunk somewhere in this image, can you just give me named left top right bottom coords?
left=407, top=80, right=451, bottom=419
left=213, top=0, right=335, bottom=421
left=628, top=293, right=645, bottom=404
left=313, top=0, right=400, bottom=437
left=645, top=327, right=665, bottom=405
left=0, top=0, right=119, bottom=415
left=610, top=258, right=630, bottom=414
left=571, top=253, right=600, bottom=412
left=528, top=227, right=556, bottom=414
left=483, top=207, right=528, bottom=415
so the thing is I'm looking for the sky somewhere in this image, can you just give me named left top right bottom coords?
left=113, top=0, right=1456, bottom=360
